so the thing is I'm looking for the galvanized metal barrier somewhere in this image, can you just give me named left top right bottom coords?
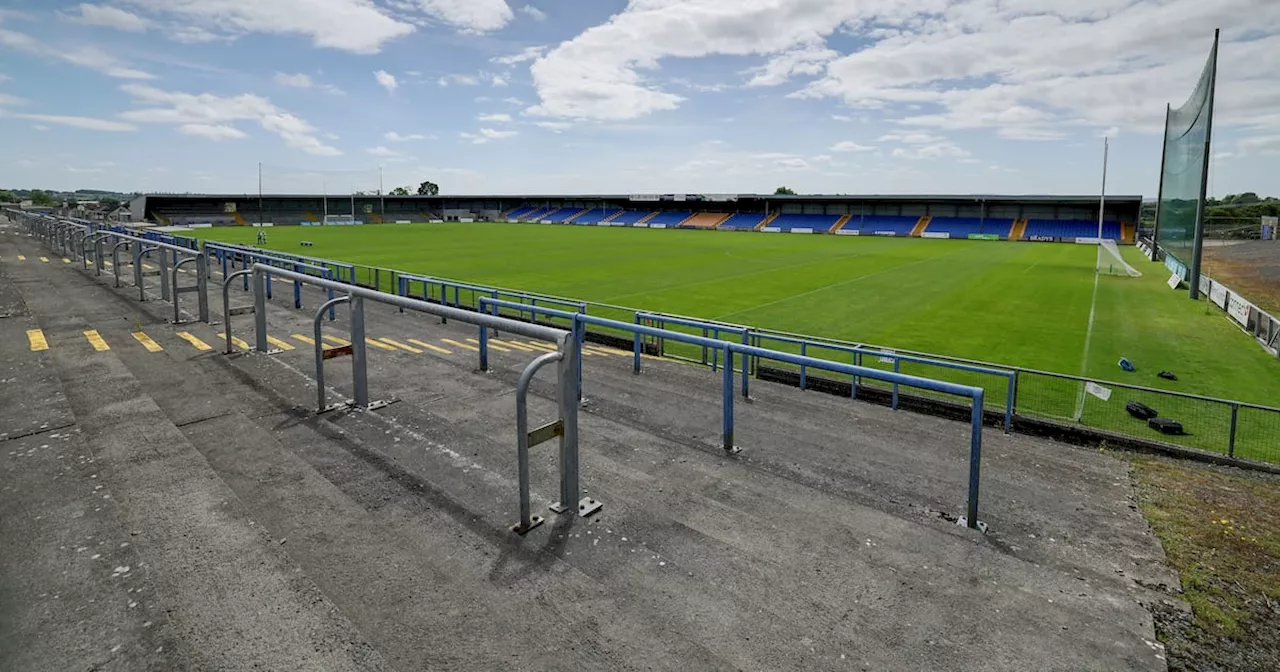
left=479, top=297, right=988, bottom=530
left=226, top=264, right=599, bottom=529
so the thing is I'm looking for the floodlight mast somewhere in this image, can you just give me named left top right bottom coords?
left=1097, top=136, right=1108, bottom=272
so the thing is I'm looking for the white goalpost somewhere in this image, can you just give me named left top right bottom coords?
left=1096, top=137, right=1143, bottom=277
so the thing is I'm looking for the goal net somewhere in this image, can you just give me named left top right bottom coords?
left=1098, top=239, right=1143, bottom=277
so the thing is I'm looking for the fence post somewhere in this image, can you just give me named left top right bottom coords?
left=799, top=342, right=808, bottom=390
left=966, top=389, right=985, bottom=531
left=723, top=344, right=738, bottom=453
left=1228, top=404, right=1239, bottom=458
left=196, top=254, right=209, bottom=323
left=551, top=331, right=598, bottom=517
left=350, top=295, right=370, bottom=408
left=252, top=270, right=269, bottom=353
left=512, top=351, right=563, bottom=534
left=892, top=358, right=900, bottom=410
left=741, top=329, right=750, bottom=399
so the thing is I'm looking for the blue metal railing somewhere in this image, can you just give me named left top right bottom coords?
left=205, top=243, right=337, bottom=318
left=478, top=297, right=987, bottom=529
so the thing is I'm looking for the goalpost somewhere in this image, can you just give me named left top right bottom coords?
left=1095, top=137, right=1143, bottom=277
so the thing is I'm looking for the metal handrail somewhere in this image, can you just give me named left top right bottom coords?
left=240, top=263, right=597, bottom=525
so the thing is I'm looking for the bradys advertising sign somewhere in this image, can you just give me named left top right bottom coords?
left=1027, top=235, right=1057, bottom=242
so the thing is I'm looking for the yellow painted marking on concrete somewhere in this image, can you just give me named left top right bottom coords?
left=61, top=258, right=72, bottom=264
left=379, top=338, right=423, bottom=354
left=292, top=334, right=333, bottom=350
left=493, top=339, right=534, bottom=352
left=176, top=331, right=212, bottom=351
left=104, top=261, right=113, bottom=267
left=84, top=330, right=110, bottom=352
left=406, top=338, right=452, bottom=355
left=266, top=335, right=296, bottom=351
left=217, top=333, right=251, bottom=350
left=132, top=331, right=164, bottom=352
left=322, top=334, right=351, bottom=347
left=143, top=263, right=156, bottom=271
left=26, top=329, right=49, bottom=352
left=584, top=347, right=614, bottom=357
left=16, top=255, right=25, bottom=261
left=467, top=338, right=510, bottom=353
left=441, top=338, right=479, bottom=353
left=364, top=338, right=396, bottom=351
left=39, top=256, right=49, bottom=263
left=522, top=340, right=558, bottom=352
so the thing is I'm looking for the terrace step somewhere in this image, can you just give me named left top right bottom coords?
left=910, top=215, right=931, bottom=237
left=4, top=268, right=386, bottom=670
left=755, top=212, right=778, bottom=231
left=1010, top=218, right=1028, bottom=241
left=829, top=214, right=851, bottom=233
left=635, top=211, right=660, bottom=225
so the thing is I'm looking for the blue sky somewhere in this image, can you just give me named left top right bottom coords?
left=0, top=0, right=1277, bottom=197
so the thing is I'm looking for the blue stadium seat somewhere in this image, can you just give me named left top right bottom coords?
left=608, top=210, right=651, bottom=225
left=645, top=211, right=693, bottom=226
left=1024, top=220, right=1122, bottom=239
left=768, top=213, right=840, bottom=231
left=572, top=208, right=610, bottom=224
left=542, top=207, right=584, bottom=223
left=720, top=213, right=764, bottom=230
left=851, top=215, right=918, bottom=236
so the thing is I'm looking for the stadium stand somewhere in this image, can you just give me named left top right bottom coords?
left=644, top=211, right=693, bottom=227
left=909, top=217, right=931, bottom=237
left=521, top=207, right=557, bottom=221
left=505, top=206, right=537, bottom=220
left=680, top=213, right=730, bottom=229
left=1024, top=219, right=1122, bottom=240
left=767, top=213, right=841, bottom=232
left=719, top=213, right=765, bottom=230
left=606, top=210, right=652, bottom=225
left=541, top=207, right=587, bottom=223
left=569, top=208, right=610, bottom=224
left=924, top=217, right=1015, bottom=239
left=840, top=215, right=918, bottom=236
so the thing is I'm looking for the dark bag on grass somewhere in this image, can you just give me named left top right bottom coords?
left=1158, top=371, right=1178, bottom=381
left=1125, top=401, right=1158, bottom=420
left=1149, top=418, right=1184, bottom=435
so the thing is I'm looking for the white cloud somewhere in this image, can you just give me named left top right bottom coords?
left=64, top=4, right=153, bottom=32
left=878, top=132, right=945, bottom=145
left=534, top=121, right=572, bottom=132
left=745, top=42, right=837, bottom=87
left=366, top=146, right=400, bottom=157
left=502, top=96, right=523, bottom=105
left=1238, top=135, right=1280, bottom=155
left=275, top=71, right=344, bottom=95
left=117, top=0, right=415, bottom=54
left=0, top=110, right=136, bottom=131
left=0, top=28, right=155, bottom=79
left=830, top=141, right=875, bottom=152
left=527, top=0, right=1280, bottom=140
left=412, top=0, right=513, bottom=33
left=32, top=124, right=49, bottom=131
left=459, top=127, right=517, bottom=144
left=120, top=83, right=340, bottom=155
left=438, top=73, right=481, bottom=86
left=374, top=70, right=398, bottom=93
left=384, top=131, right=434, bottom=141
left=178, top=123, right=248, bottom=140
left=518, top=5, right=546, bottom=21
left=890, top=142, right=970, bottom=160
left=275, top=72, right=313, bottom=88
left=527, top=0, right=873, bottom=120
left=492, top=46, right=545, bottom=65
left=478, top=112, right=512, bottom=123
left=831, top=114, right=853, bottom=122
left=0, top=92, right=27, bottom=106
left=490, top=73, right=509, bottom=87
left=0, top=74, right=10, bottom=83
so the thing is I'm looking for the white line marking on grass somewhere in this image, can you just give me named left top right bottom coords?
left=1073, top=269, right=1102, bottom=421
left=711, top=243, right=974, bottom=322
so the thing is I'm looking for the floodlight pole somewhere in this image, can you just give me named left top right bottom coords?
left=1097, top=136, right=1108, bottom=271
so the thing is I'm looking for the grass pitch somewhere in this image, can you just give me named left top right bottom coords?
left=196, top=222, right=1280, bottom=457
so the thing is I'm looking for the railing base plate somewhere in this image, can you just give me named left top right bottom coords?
left=510, top=515, right=544, bottom=535
left=955, top=517, right=989, bottom=534
left=551, top=497, right=603, bottom=518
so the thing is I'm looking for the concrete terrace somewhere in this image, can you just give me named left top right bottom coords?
left=0, top=217, right=1178, bottom=671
